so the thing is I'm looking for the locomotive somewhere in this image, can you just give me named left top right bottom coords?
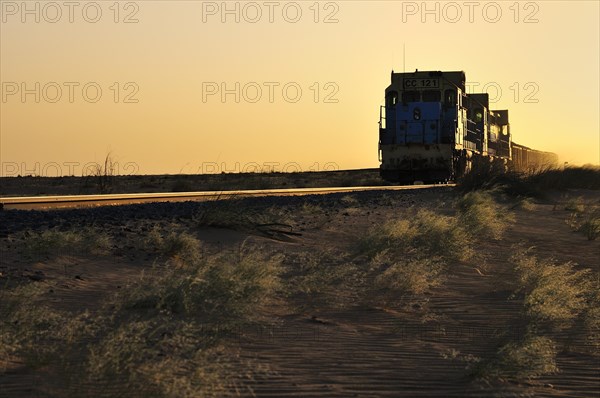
left=378, top=70, right=557, bottom=183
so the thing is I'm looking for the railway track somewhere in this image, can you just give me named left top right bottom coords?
left=0, top=184, right=453, bottom=210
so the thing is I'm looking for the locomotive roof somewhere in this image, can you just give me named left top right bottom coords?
left=390, top=70, right=466, bottom=90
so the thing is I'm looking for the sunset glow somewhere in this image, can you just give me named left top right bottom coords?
left=1, top=1, right=598, bottom=176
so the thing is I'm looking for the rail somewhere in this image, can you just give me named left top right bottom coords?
left=0, top=185, right=454, bottom=210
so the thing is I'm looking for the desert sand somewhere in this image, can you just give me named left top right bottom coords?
left=1, top=187, right=598, bottom=397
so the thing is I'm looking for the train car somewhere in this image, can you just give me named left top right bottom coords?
left=510, top=142, right=558, bottom=172
left=378, top=70, right=556, bottom=183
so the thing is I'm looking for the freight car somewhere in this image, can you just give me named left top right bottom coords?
left=378, top=70, right=557, bottom=183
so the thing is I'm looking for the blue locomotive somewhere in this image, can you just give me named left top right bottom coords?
left=378, top=70, right=557, bottom=183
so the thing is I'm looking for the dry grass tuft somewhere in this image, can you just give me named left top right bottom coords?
left=372, top=253, right=444, bottom=295
left=0, top=243, right=283, bottom=396
left=458, top=164, right=600, bottom=196
left=475, top=333, right=558, bottom=380
left=457, top=191, right=514, bottom=240
left=136, top=228, right=203, bottom=268
left=511, top=249, right=593, bottom=326
left=564, top=201, right=600, bottom=241
left=23, top=228, right=112, bottom=259
left=363, top=209, right=474, bottom=262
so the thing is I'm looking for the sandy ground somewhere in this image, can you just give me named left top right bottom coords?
left=0, top=188, right=598, bottom=397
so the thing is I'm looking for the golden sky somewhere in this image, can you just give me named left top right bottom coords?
left=1, top=0, right=598, bottom=175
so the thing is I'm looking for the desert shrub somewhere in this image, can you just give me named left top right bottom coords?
left=457, top=191, right=514, bottom=240
left=564, top=197, right=586, bottom=213
left=137, top=229, right=203, bottom=268
left=356, top=208, right=475, bottom=305
left=1, top=244, right=282, bottom=397
left=161, top=231, right=203, bottom=268
left=85, top=319, right=230, bottom=398
left=476, top=333, right=558, bottom=380
left=0, top=282, right=100, bottom=371
left=373, top=252, right=444, bottom=295
left=566, top=205, right=600, bottom=241
left=119, top=247, right=282, bottom=321
left=516, top=197, right=537, bottom=211
left=511, top=249, right=592, bottom=325
left=87, top=153, right=116, bottom=194
left=361, top=209, right=472, bottom=261
left=411, top=209, right=474, bottom=261
left=142, top=227, right=165, bottom=251
left=0, top=282, right=62, bottom=367
left=193, top=197, right=245, bottom=228
left=360, top=218, right=418, bottom=257
left=23, top=228, right=112, bottom=259
left=475, top=249, right=596, bottom=381
left=528, top=165, right=600, bottom=191
left=457, top=159, right=534, bottom=195
left=579, top=215, right=600, bottom=241
left=87, top=246, right=282, bottom=394
left=458, top=164, right=600, bottom=196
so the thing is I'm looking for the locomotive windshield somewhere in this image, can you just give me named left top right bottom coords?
left=422, top=90, right=441, bottom=102
left=402, top=91, right=420, bottom=103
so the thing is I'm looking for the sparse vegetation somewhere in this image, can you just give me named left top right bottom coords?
left=515, top=197, right=537, bottom=211
left=88, top=152, right=117, bottom=194
left=373, top=253, right=444, bottom=296
left=527, top=165, right=600, bottom=191
left=475, top=333, right=558, bottom=380
left=119, top=246, right=282, bottom=321
left=2, top=179, right=598, bottom=396
left=0, top=242, right=283, bottom=397
left=356, top=192, right=517, bottom=303
left=513, top=254, right=591, bottom=325
left=475, top=248, right=596, bottom=381
left=0, top=282, right=67, bottom=368
left=565, top=202, right=600, bottom=241
left=457, top=190, right=513, bottom=240
left=138, top=229, right=203, bottom=268
left=23, top=228, right=112, bottom=260
left=362, top=208, right=474, bottom=262
left=457, top=163, right=600, bottom=196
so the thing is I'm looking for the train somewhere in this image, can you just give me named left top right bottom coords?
left=378, top=70, right=558, bottom=183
